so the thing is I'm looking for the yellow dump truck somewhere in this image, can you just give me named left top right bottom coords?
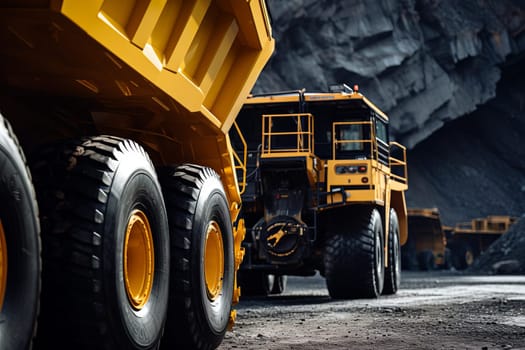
left=0, top=1, right=273, bottom=349
left=402, top=210, right=517, bottom=271
left=232, top=85, right=408, bottom=298
left=402, top=208, right=449, bottom=270
left=448, top=215, right=517, bottom=269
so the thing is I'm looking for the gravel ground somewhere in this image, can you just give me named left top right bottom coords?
left=220, top=272, right=525, bottom=350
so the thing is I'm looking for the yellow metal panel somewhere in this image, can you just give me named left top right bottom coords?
left=231, top=0, right=270, bottom=49
left=197, top=15, right=238, bottom=94
left=213, top=48, right=260, bottom=127
left=165, top=0, right=211, bottom=71
left=99, top=0, right=169, bottom=48
left=203, top=39, right=238, bottom=120
left=3, top=0, right=274, bottom=197
left=392, top=191, right=408, bottom=245
left=149, top=0, right=183, bottom=62
left=183, top=3, right=217, bottom=80
left=99, top=0, right=135, bottom=36
left=130, top=0, right=168, bottom=48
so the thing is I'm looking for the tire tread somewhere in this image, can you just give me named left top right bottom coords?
left=324, top=207, right=383, bottom=299
left=34, top=135, right=158, bottom=349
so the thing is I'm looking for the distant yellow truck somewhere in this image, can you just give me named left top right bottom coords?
left=0, top=1, right=273, bottom=349
left=403, top=209, right=517, bottom=271
left=232, top=85, right=408, bottom=299
left=402, top=208, right=449, bottom=270
left=448, top=215, right=517, bottom=270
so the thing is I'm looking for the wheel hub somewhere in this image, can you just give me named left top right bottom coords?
left=465, top=250, right=474, bottom=267
left=124, top=210, right=154, bottom=310
left=0, top=220, right=7, bottom=310
left=204, top=221, right=224, bottom=301
left=394, top=232, right=401, bottom=278
left=376, top=233, right=383, bottom=277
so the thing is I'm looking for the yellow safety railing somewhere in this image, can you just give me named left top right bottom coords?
left=455, top=216, right=517, bottom=234
left=389, top=141, right=407, bottom=184
left=232, top=121, right=248, bottom=195
left=332, top=121, right=376, bottom=160
left=262, top=113, right=314, bottom=155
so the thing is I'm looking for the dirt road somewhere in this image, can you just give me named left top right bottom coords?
left=220, top=271, right=525, bottom=349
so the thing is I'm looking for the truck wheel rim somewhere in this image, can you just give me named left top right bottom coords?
left=124, top=210, right=154, bottom=310
left=465, top=250, right=474, bottom=266
left=394, top=232, right=400, bottom=277
left=375, top=233, right=382, bottom=278
left=0, top=220, right=7, bottom=310
left=204, top=221, right=224, bottom=301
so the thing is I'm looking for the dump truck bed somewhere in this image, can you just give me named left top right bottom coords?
left=1, top=0, right=274, bottom=209
left=2, top=0, right=273, bottom=130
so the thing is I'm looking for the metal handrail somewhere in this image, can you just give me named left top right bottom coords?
left=389, top=141, right=407, bottom=184
left=332, top=121, right=376, bottom=160
left=262, top=113, right=314, bottom=155
left=232, top=121, right=248, bottom=195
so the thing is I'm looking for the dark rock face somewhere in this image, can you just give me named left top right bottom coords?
left=256, top=0, right=525, bottom=149
left=255, top=0, right=525, bottom=224
left=406, top=67, right=525, bottom=224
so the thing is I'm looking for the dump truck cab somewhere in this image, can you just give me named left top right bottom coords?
left=233, top=84, right=408, bottom=298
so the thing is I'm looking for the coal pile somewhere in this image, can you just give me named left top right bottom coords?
left=469, top=215, right=525, bottom=274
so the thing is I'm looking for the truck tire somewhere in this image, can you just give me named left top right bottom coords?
left=239, top=271, right=274, bottom=296
left=418, top=250, right=436, bottom=271
left=270, top=275, right=287, bottom=295
left=324, top=208, right=384, bottom=299
left=443, top=248, right=453, bottom=270
left=33, top=136, right=170, bottom=349
left=0, top=116, right=40, bottom=350
left=451, top=241, right=475, bottom=270
left=159, top=164, right=234, bottom=350
left=383, top=209, right=401, bottom=295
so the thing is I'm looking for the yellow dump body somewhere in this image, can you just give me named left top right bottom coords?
left=447, top=215, right=517, bottom=270
left=0, top=0, right=274, bottom=217
left=454, top=216, right=517, bottom=235
left=406, top=208, right=447, bottom=266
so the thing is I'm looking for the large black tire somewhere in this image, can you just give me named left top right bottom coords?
left=324, top=208, right=384, bottom=299
left=451, top=241, right=475, bottom=270
left=0, top=115, right=40, bottom=350
left=270, top=275, right=287, bottom=295
left=401, top=235, right=418, bottom=270
left=238, top=271, right=273, bottom=297
left=383, top=209, right=401, bottom=295
left=33, top=136, right=170, bottom=349
left=159, top=164, right=234, bottom=350
left=443, top=248, right=453, bottom=270
left=418, top=250, right=437, bottom=271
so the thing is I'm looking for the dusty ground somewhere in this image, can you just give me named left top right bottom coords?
left=220, top=271, right=525, bottom=350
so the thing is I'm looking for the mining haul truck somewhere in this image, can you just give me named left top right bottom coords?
left=448, top=215, right=517, bottom=270
left=402, top=208, right=450, bottom=270
left=231, top=85, right=408, bottom=298
left=0, top=1, right=273, bottom=349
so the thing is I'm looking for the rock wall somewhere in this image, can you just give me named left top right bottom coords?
left=255, top=0, right=525, bottom=148
left=405, top=65, right=525, bottom=224
left=254, top=0, right=525, bottom=223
